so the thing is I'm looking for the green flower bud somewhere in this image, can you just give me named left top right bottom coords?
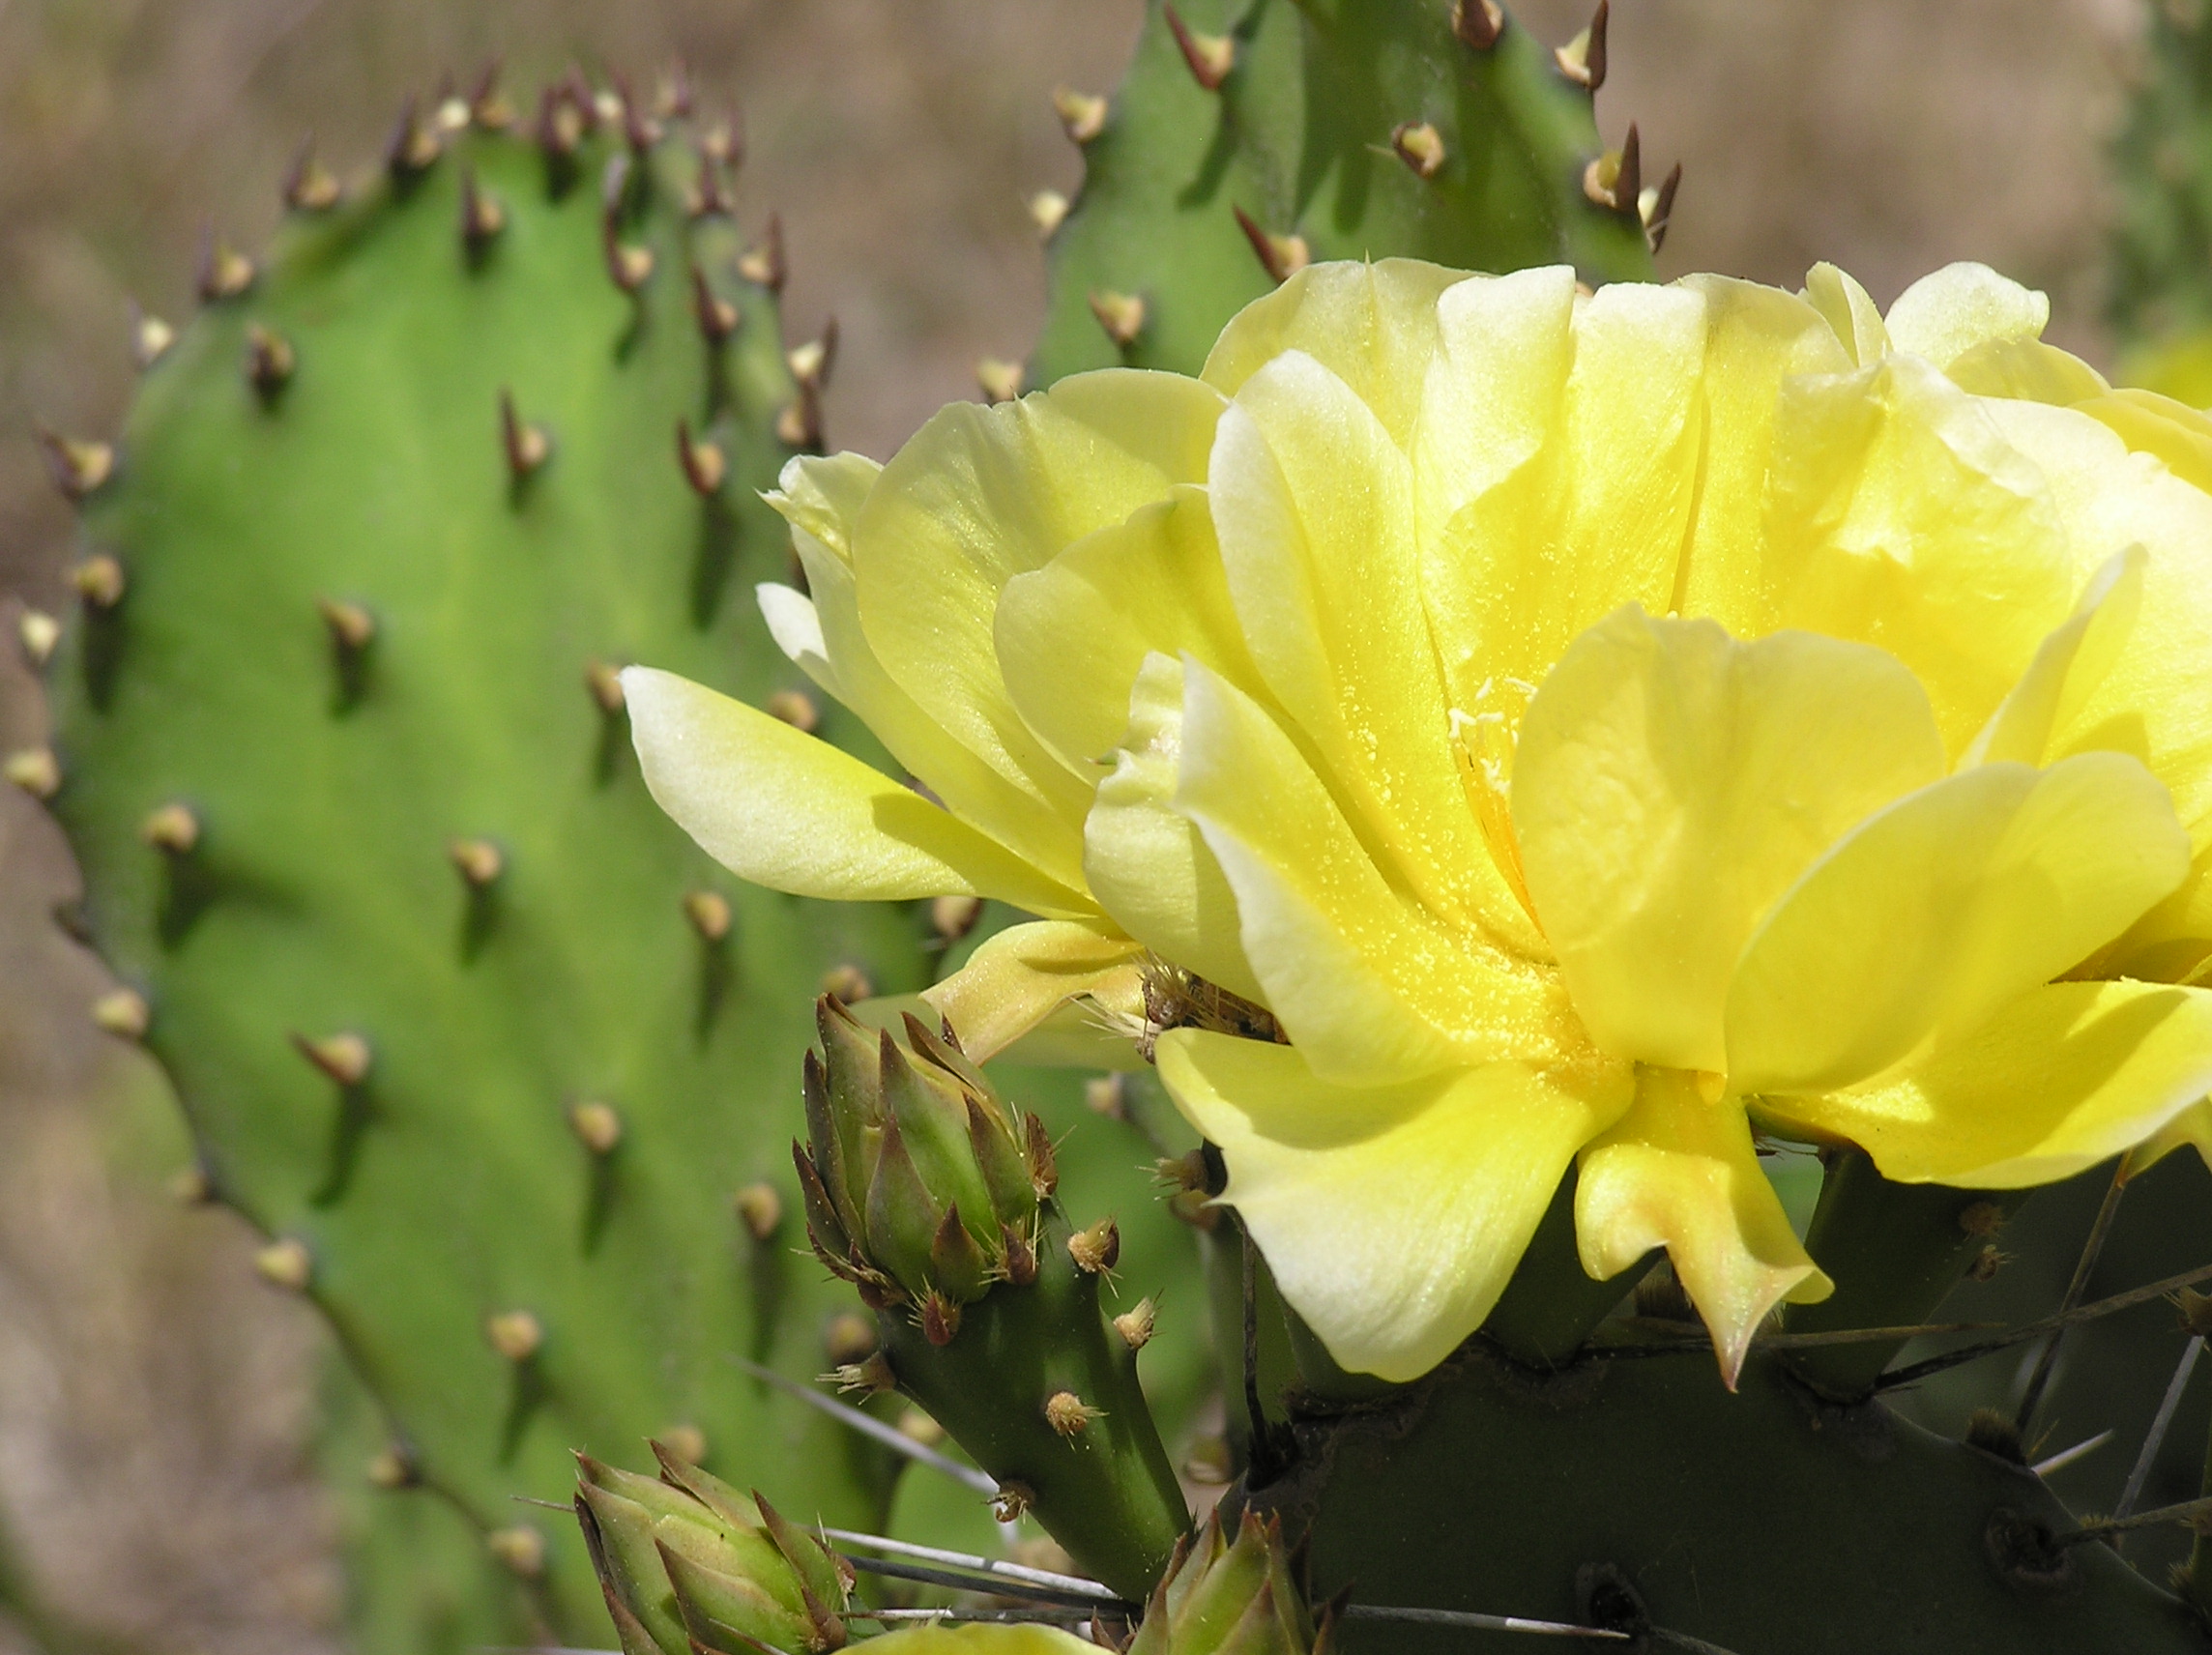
left=1127, top=1506, right=1326, bottom=1655
left=575, top=1445, right=853, bottom=1655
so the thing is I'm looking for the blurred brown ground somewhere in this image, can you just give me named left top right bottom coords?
left=0, top=2, right=2150, bottom=1650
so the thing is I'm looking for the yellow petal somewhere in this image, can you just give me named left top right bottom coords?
left=2130, top=1097, right=2212, bottom=1178
left=1576, top=1067, right=1830, bottom=1387
left=921, top=919, right=1145, bottom=1063
left=1726, top=752, right=2190, bottom=1096
left=1671, top=274, right=1853, bottom=634
left=1512, top=608, right=1946, bottom=1072
left=1801, top=262, right=1888, bottom=366
left=768, top=461, right=1091, bottom=895
left=1944, top=337, right=2110, bottom=406
left=994, top=486, right=1261, bottom=773
left=1882, top=261, right=2050, bottom=371
left=1963, top=546, right=2144, bottom=768
left=1158, top=1029, right=1632, bottom=1384
left=1763, top=351, right=2078, bottom=750
left=1176, top=658, right=1573, bottom=1084
left=1771, top=980, right=2212, bottom=1186
left=1418, top=274, right=1706, bottom=706
left=1085, top=653, right=1266, bottom=1003
left=1210, top=349, right=1516, bottom=940
left=853, top=368, right=1228, bottom=840
left=622, top=667, right=1088, bottom=913
left=1202, top=257, right=1471, bottom=448
left=2073, top=388, right=2212, bottom=498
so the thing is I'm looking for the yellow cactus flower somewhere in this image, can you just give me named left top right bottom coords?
left=626, top=255, right=2212, bottom=1389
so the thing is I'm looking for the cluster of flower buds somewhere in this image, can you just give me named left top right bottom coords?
left=575, top=1441, right=853, bottom=1655
left=797, top=995, right=1058, bottom=1344
left=1129, top=1505, right=1330, bottom=1655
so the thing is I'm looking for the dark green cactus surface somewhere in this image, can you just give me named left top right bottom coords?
left=1030, top=0, right=1663, bottom=383
left=2110, top=0, right=2212, bottom=356
left=37, top=81, right=929, bottom=1641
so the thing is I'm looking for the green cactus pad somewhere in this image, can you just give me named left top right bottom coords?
left=41, top=83, right=925, bottom=1639
left=1030, top=0, right=1661, bottom=384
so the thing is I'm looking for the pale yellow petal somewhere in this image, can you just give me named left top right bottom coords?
left=1672, top=275, right=1853, bottom=634
left=1772, top=981, right=2212, bottom=1186
left=1576, top=1068, right=1831, bottom=1387
left=1084, top=653, right=1266, bottom=1004
left=921, top=919, right=1145, bottom=1063
left=2074, top=389, right=2212, bottom=496
left=853, top=368, right=1228, bottom=840
left=1511, top=608, right=1946, bottom=1073
left=1801, top=263, right=1888, bottom=366
left=1158, top=1030, right=1632, bottom=1384
left=1201, top=257, right=1472, bottom=447
left=1883, top=262, right=2050, bottom=371
left=1726, top=753, right=2189, bottom=1096
left=1176, top=659, right=1573, bottom=1084
left=2130, top=1097, right=2212, bottom=1178
left=1763, top=352, right=2077, bottom=750
left=1963, top=546, right=2144, bottom=769
left=622, top=667, right=1088, bottom=913
left=1418, top=275, right=1706, bottom=704
left=1210, top=350, right=1513, bottom=939
left=994, top=486, right=1261, bottom=773
left=756, top=581, right=836, bottom=696
left=763, top=450, right=883, bottom=566
left=1944, top=337, right=2110, bottom=405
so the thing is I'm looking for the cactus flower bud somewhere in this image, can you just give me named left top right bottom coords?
left=575, top=1446, right=853, bottom=1655
left=1127, top=1506, right=1328, bottom=1655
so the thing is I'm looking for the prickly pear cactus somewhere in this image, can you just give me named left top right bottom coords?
left=1029, top=0, right=1667, bottom=383
left=2110, top=0, right=2212, bottom=368
left=26, top=73, right=925, bottom=1641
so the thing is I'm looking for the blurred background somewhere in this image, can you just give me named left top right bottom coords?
left=0, top=1, right=2174, bottom=1651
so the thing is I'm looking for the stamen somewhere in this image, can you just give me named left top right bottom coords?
left=1449, top=678, right=1542, bottom=930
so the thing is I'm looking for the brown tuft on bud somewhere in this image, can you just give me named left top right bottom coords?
left=568, top=1100, right=623, bottom=1156
left=684, top=888, right=732, bottom=942
left=824, top=1310, right=879, bottom=1366
left=604, top=224, right=655, bottom=293
left=1966, top=1244, right=2006, bottom=1284
left=1452, top=0, right=1505, bottom=47
left=92, top=986, right=150, bottom=1039
left=1028, top=189, right=1070, bottom=240
left=738, top=215, right=787, bottom=292
left=1164, top=5, right=1236, bottom=89
left=831, top=1350, right=897, bottom=1395
left=1001, top=1222, right=1039, bottom=1287
left=1556, top=1, right=1609, bottom=91
left=1233, top=205, right=1310, bottom=286
left=71, top=554, right=127, bottom=608
left=1113, top=1297, right=1157, bottom=1351
left=775, top=385, right=824, bottom=451
left=460, top=167, right=507, bottom=253
left=254, top=1236, right=313, bottom=1291
left=197, top=232, right=256, bottom=303
left=992, top=1481, right=1035, bottom=1523
left=1964, top=1406, right=2024, bottom=1464
left=41, top=431, right=116, bottom=501
left=247, top=325, right=296, bottom=395
left=921, top=1290, right=962, bottom=1346
left=387, top=97, right=442, bottom=178
left=766, top=688, right=820, bottom=732
left=788, top=320, right=838, bottom=392
left=470, top=61, right=514, bottom=130
left=318, top=597, right=375, bottom=653
left=140, top=802, right=200, bottom=856
left=1090, top=289, right=1147, bottom=348
left=1958, top=1200, right=2008, bottom=1237
left=659, top=1422, right=708, bottom=1465
left=2179, top=1287, right=2212, bottom=1341
left=931, top=893, right=983, bottom=942
left=1024, top=1112, right=1059, bottom=1201
left=131, top=305, right=176, bottom=368
left=500, top=391, right=550, bottom=479
left=294, top=1031, right=371, bottom=1088
left=692, top=264, right=741, bottom=342
left=284, top=140, right=343, bottom=212
left=1643, top=160, right=1682, bottom=254
left=5, top=746, right=61, bottom=800
left=1044, top=1390, right=1103, bottom=1437
left=1052, top=85, right=1108, bottom=144
left=17, top=610, right=59, bottom=667
left=975, top=358, right=1026, bottom=404
left=1391, top=121, right=1447, bottom=179
left=365, top=1443, right=418, bottom=1489
left=819, top=961, right=874, bottom=1004
left=1582, top=124, right=1641, bottom=214
left=486, top=1308, right=543, bottom=1363
left=677, top=420, right=728, bottom=496
left=1084, top=1075, right=1128, bottom=1121
left=584, top=659, right=626, bottom=714
left=449, top=837, right=503, bottom=887
left=538, top=83, right=588, bottom=159
left=487, top=1525, right=545, bottom=1578
left=1067, top=1217, right=1121, bottom=1275
left=735, top=1181, right=784, bottom=1242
